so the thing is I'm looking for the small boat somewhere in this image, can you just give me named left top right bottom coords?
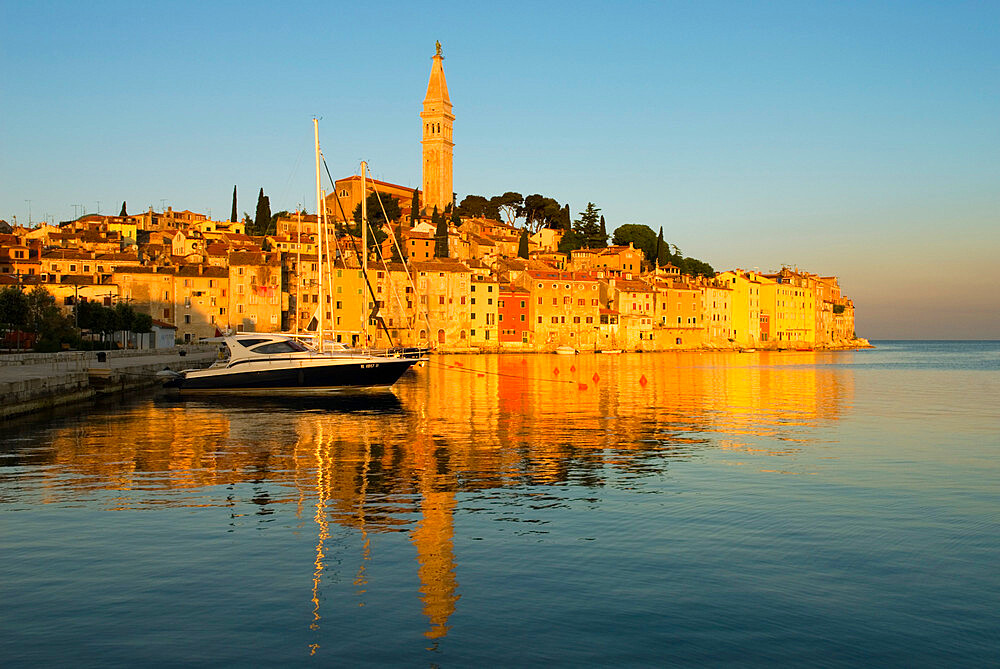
left=598, top=349, right=623, bottom=354
left=159, top=333, right=422, bottom=393
left=554, top=345, right=578, bottom=355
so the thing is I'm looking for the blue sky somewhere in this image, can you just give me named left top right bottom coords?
left=2, top=1, right=998, bottom=338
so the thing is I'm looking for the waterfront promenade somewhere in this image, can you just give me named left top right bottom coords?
left=0, top=347, right=215, bottom=419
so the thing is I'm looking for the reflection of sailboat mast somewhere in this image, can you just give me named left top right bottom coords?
left=308, top=425, right=330, bottom=656
left=353, top=438, right=372, bottom=600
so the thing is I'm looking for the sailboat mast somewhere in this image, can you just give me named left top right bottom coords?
left=313, top=118, right=325, bottom=353
left=361, top=160, right=369, bottom=348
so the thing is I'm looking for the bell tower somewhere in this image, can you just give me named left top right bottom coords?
left=421, top=41, right=454, bottom=214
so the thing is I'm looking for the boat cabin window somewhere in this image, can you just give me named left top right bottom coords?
left=238, top=338, right=269, bottom=348
left=251, top=340, right=309, bottom=354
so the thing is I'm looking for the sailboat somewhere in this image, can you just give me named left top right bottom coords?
left=160, top=120, right=424, bottom=393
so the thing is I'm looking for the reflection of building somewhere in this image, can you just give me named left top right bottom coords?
left=30, top=351, right=855, bottom=643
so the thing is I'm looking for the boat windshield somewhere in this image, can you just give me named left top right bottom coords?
left=249, top=339, right=310, bottom=354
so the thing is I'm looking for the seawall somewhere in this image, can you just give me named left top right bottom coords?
left=0, top=346, right=217, bottom=420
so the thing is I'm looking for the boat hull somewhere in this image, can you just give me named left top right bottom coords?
left=164, top=358, right=418, bottom=392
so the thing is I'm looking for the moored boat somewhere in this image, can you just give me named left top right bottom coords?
left=159, top=333, right=421, bottom=393
left=554, top=345, right=578, bottom=355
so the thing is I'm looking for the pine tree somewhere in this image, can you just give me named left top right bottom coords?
left=119, top=201, right=127, bottom=217
left=434, top=211, right=449, bottom=258
left=230, top=186, right=238, bottom=223
left=575, top=203, right=603, bottom=249
left=409, top=189, right=420, bottom=226
left=518, top=227, right=529, bottom=259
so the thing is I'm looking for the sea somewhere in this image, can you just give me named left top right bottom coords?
left=1, top=341, right=998, bottom=667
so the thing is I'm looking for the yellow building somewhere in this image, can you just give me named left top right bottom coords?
left=716, top=270, right=768, bottom=347
left=517, top=270, right=601, bottom=350
left=468, top=273, right=499, bottom=348
left=763, top=268, right=816, bottom=346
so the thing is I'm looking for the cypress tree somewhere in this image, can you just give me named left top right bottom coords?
left=599, top=215, right=608, bottom=247
left=655, top=226, right=664, bottom=267
left=434, top=209, right=448, bottom=258
left=409, top=189, right=420, bottom=226
left=451, top=206, right=462, bottom=227
left=254, top=188, right=272, bottom=236
left=518, top=227, right=529, bottom=259
left=119, top=201, right=127, bottom=217
left=230, top=186, right=238, bottom=223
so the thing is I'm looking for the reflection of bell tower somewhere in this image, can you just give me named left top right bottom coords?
left=421, top=41, right=454, bottom=214
left=411, top=489, right=459, bottom=639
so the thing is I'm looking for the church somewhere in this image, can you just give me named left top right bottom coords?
left=326, top=42, right=453, bottom=222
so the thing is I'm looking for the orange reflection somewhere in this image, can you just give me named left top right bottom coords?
left=16, top=350, right=854, bottom=641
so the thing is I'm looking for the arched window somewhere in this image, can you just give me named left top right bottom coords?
left=419, top=329, right=427, bottom=341
left=460, top=330, right=466, bottom=339
left=438, top=329, right=446, bottom=344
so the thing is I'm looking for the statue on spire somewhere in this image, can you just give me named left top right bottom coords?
left=435, top=40, right=442, bottom=56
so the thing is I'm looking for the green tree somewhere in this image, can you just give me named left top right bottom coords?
left=518, top=194, right=562, bottom=231
left=434, top=211, right=449, bottom=258
left=409, top=189, right=420, bottom=225
left=252, top=188, right=271, bottom=236
left=230, top=185, right=238, bottom=223
left=598, top=215, right=608, bottom=248
left=0, top=286, right=28, bottom=337
left=491, top=192, right=523, bottom=225
left=450, top=206, right=462, bottom=227
left=517, top=227, right=529, bottom=259
left=119, top=201, right=127, bottom=217
left=574, top=202, right=605, bottom=249
left=612, top=223, right=657, bottom=263
left=351, top=192, right=402, bottom=227
left=458, top=195, right=498, bottom=220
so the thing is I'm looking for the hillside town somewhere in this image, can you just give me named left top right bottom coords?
left=0, top=43, right=858, bottom=353
left=0, top=202, right=857, bottom=352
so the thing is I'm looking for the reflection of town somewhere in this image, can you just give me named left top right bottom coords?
left=4, top=352, right=853, bottom=641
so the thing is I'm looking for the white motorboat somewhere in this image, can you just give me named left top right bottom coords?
left=160, top=333, right=421, bottom=393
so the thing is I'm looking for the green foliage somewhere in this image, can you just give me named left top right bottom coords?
left=450, top=206, right=462, bottom=227
left=119, top=201, right=127, bottom=217
left=612, top=224, right=658, bottom=262
left=557, top=228, right=586, bottom=253
left=251, top=188, right=272, bottom=236
left=575, top=202, right=606, bottom=249
left=458, top=195, right=499, bottom=220
left=833, top=304, right=846, bottom=315
left=434, top=213, right=449, bottom=258
left=518, top=194, right=562, bottom=231
left=409, top=189, right=420, bottom=225
left=491, top=192, right=523, bottom=225
left=352, top=192, right=402, bottom=227
left=230, top=185, right=238, bottom=223
left=0, top=286, right=29, bottom=331
left=518, top=227, right=529, bottom=259
left=610, top=223, right=714, bottom=275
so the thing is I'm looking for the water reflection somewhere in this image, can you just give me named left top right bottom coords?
left=0, top=351, right=854, bottom=643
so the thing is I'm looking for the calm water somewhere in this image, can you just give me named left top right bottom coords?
left=1, top=342, right=998, bottom=666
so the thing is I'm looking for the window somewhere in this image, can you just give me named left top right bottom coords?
left=439, top=296, right=445, bottom=305
left=184, top=315, right=191, bottom=324
left=520, top=300, right=526, bottom=308
left=520, top=314, right=525, bottom=322
left=471, top=297, right=476, bottom=305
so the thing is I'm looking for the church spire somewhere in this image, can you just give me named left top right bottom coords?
left=421, top=42, right=454, bottom=215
